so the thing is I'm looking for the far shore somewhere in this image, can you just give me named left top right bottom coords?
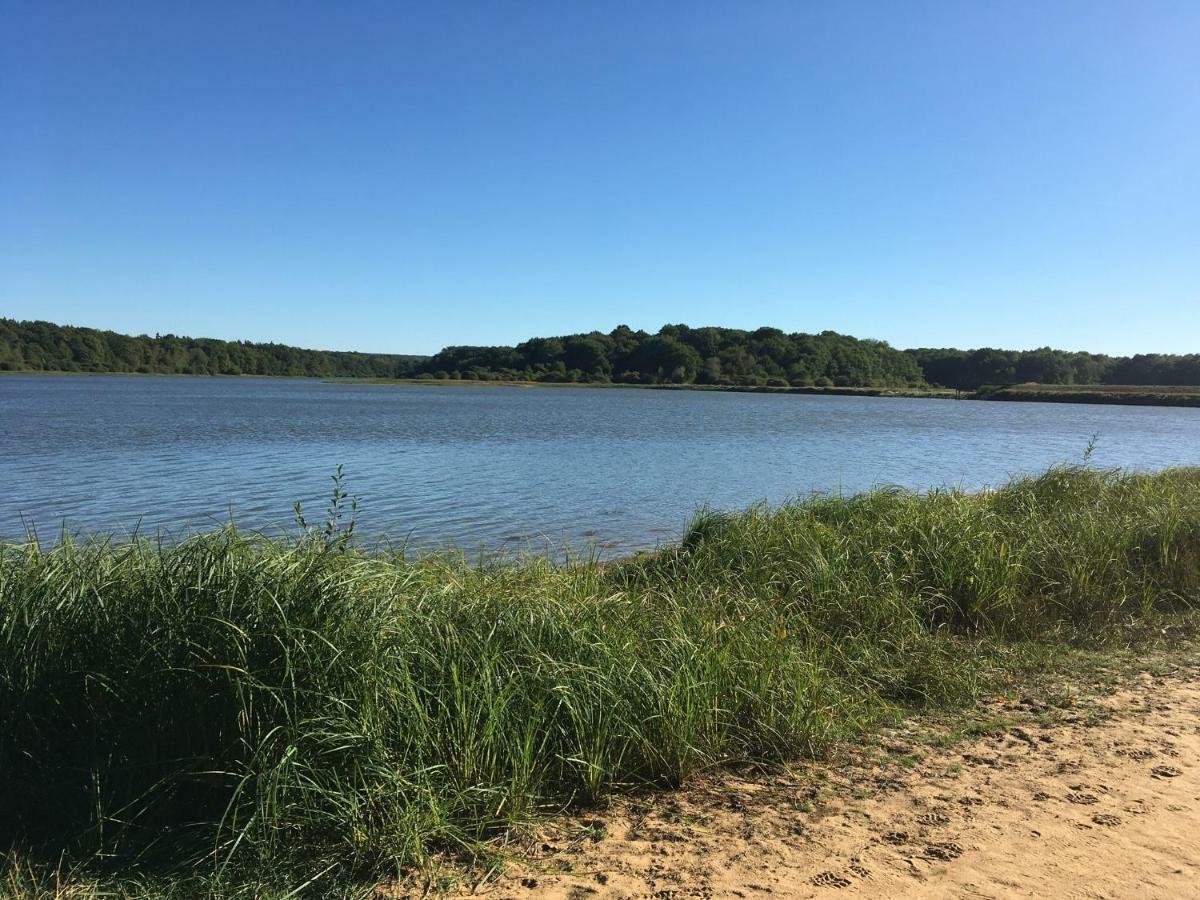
left=323, top=376, right=960, bottom=400
left=329, top=376, right=1200, bottom=407
left=977, top=382, right=1200, bottom=408
left=0, top=368, right=312, bottom=379
left=5, top=368, right=1199, bottom=407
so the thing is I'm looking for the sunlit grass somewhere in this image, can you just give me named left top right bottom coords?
left=2, top=465, right=1198, bottom=896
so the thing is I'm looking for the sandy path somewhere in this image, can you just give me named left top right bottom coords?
left=465, top=665, right=1200, bottom=899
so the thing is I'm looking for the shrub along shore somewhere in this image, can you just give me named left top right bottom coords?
left=348, top=376, right=1200, bottom=407
left=976, top=383, right=1200, bottom=407
left=2, top=465, right=1199, bottom=896
left=329, top=376, right=960, bottom=399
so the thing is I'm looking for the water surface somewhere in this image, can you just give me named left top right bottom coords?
left=3, top=376, right=1198, bottom=555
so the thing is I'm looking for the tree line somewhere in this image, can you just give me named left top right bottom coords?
left=0, top=319, right=422, bottom=378
left=416, top=324, right=925, bottom=387
left=3, top=317, right=1197, bottom=389
left=908, top=346, right=1200, bottom=390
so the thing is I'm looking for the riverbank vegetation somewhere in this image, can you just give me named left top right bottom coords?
left=3, top=464, right=1199, bottom=896
left=6, top=317, right=1199, bottom=393
left=417, top=324, right=924, bottom=387
left=0, top=319, right=424, bottom=378
left=335, top=376, right=959, bottom=399
left=909, top=346, right=1200, bottom=391
left=977, top=382, right=1200, bottom=407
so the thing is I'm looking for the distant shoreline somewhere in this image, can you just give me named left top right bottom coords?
left=323, top=377, right=960, bottom=400
left=976, top=383, right=1200, bottom=408
left=328, top=377, right=1200, bottom=407
left=4, top=369, right=1199, bottom=407
left=0, top=369, right=313, bottom=379
left=0, top=368, right=959, bottom=398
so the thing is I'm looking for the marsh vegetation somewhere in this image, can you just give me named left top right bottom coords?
left=977, top=382, right=1200, bottom=407
left=2, top=465, right=1199, bottom=895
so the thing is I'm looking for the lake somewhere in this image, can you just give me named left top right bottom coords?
left=2, top=375, right=1198, bottom=556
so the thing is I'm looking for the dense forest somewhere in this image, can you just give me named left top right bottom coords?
left=908, top=347, right=1200, bottom=390
left=404, top=326, right=1200, bottom=389
left=0, top=319, right=423, bottom=378
left=2, top=317, right=1197, bottom=389
left=415, top=324, right=925, bottom=387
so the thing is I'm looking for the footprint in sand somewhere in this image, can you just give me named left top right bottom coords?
left=1092, top=814, right=1122, bottom=826
left=1151, top=765, right=1183, bottom=778
left=811, top=871, right=852, bottom=888
left=882, top=830, right=910, bottom=845
left=848, top=864, right=871, bottom=879
left=916, top=811, right=950, bottom=826
left=1127, top=748, right=1156, bottom=761
left=924, top=842, right=964, bottom=861
left=1066, top=792, right=1099, bottom=805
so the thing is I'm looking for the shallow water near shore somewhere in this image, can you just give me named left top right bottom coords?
left=2, top=375, right=1198, bottom=555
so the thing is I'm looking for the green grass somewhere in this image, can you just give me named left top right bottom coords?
left=978, top=383, right=1200, bottom=407
left=2, top=465, right=1199, bottom=897
left=327, top=377, right=958, bottom=400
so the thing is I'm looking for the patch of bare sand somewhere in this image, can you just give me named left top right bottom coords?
left=463, top=666, right=1200, bottom=899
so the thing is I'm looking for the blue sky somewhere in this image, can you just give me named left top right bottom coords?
left=2, top=2, right=1198, bottom=356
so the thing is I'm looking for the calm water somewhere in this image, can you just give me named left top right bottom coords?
left=2, top=375, right=1199, bottom=556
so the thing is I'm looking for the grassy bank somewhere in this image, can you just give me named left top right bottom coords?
left=978, top=383, right=1200, bottom=407
left=3, top=466, right=1200, bottom=896
left=326, top=376, right=960, bottom=399
left=343, top=377, right=1199, bottom=407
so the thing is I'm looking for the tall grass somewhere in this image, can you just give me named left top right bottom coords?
left=2, top=465, right=1198, bottom=895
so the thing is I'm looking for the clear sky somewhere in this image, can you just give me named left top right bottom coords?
left=2, top=2, right=1197, bottom=356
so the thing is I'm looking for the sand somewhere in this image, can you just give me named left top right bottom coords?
left=462, top=664, right=1200, bottom=899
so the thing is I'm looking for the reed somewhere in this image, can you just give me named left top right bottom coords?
left=2, top=465, right=1198, bottom=896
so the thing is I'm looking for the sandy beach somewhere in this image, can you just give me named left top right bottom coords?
left=466, top=663, right=1200, bottom=899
